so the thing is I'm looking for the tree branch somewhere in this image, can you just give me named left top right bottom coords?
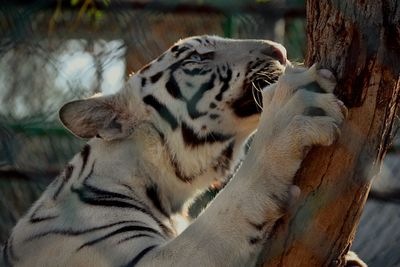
left=258, top=0, right=400, bottom=266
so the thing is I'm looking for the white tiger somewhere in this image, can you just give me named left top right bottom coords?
left=3, top=36, right=347, bottom=267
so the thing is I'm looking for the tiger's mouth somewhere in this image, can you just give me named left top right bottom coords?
left=231, top=63, right=284, bottom=118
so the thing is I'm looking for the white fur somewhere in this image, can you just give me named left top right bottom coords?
left=4, top=37, right=345, bottom=267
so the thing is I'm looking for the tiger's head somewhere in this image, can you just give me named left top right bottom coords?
left=59, top=36, right=287, bottom=144
left=135, top=36, right=286, bottom=139
left=60, top=36, right=287, bottom=186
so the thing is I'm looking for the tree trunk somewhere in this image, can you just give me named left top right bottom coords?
left=258, top=0, right=400, bottom=266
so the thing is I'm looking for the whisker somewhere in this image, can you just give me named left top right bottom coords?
left=251, top=81, right=263, bottom=111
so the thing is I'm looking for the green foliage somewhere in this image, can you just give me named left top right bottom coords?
left=49, top=0, right=110, bottom=33
left=285, top=18, right=306, bottom=61
left=87, top=7, right=104, bottom=21
left=71, top=0, right=80, bottom=6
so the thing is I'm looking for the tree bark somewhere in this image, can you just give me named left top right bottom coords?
left=258, top=0, right=400, bottom=266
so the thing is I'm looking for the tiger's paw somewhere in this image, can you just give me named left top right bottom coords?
left=344, top=251, right=368, bottom=267
left=258, top=64, right=346, bottom=170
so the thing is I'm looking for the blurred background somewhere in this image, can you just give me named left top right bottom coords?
left=0, top=0, right=399, bottom=266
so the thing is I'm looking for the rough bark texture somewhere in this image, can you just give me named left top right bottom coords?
left=258, top=0, right=400, bottom=266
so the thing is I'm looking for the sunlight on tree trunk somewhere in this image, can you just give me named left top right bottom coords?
left=258, top=0, right=400, bottom=266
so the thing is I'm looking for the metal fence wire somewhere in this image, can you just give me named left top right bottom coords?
left=0, top=1, right=399, bottom=266
left=0, top=0, right=307, bottom=242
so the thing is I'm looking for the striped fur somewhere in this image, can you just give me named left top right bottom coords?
left=3, top=36, right=346, bottom=266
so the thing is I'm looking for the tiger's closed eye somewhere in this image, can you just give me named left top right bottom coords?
left=187, top=51, right=215, bottom=62
left=190, top=53, right=202, bottom=61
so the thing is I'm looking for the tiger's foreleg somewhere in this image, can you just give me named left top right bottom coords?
left=136, top=65, right=345, bottom=267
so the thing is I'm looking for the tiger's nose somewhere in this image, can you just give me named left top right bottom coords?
left=261, top=43, right=287, bottom=65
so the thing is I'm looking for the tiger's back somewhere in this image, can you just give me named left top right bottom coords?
left=8, top=134, right=176, bottom=266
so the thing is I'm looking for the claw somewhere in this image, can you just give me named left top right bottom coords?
left=284, top=64, right=307, bottom=74
left=308, top=63, right=319, bottom=75
left=288, top=185, right=301, bottom=211
left=336, top=99, right=348, bottom=118
left=318, top=69, right=336, bottom=83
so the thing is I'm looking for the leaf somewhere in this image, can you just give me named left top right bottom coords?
left=95, top=10, right=104, bottom=21
left=71, top=0, right=80, bottom=6
left=103, top=0, right=111, bottom=6
left=87, top=7, right=95, bottom=17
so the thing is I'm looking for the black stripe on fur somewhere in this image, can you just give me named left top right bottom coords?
left=26, top=221, right=139, bottom=242
left=213, top=141, right=234, bottom=173
left=150, top=72, right=163, bottom=84
left=247, top=219, right=267, bottom=232
left=2, top=239, right=12, bottom=267
left=181, top=122, right=233, bottom=147
left=117, top=233, right=153, bottom=244
left=72, top=183, right=149, bottom=210
left=165, top=144, right=194, bottom=183
left=215, top=67, right=233, bottom=101
left=77, top=224, right=163, bottom=251
left=53, top=164, right=74, bottom=200
left=29, top=203, right=58, bottom=224
left=249, top=236, right=262, bottom=245
left=143, top=95, right=178, bottom=130
left=80, top=144, right=91, bottom=176
left=146, top=184, right=169, bottom=217
left=186, top=73, right=216, bottom=119
left=166, top=76, right=184, bottom=99
left=171, top=45, right=190, bottom=57
left=122, top=245, right=158, bottom=267
left=230, top=80, right=262, bottom=117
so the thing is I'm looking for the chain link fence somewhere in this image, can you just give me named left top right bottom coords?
left=0, top=1, right=399, bottom=266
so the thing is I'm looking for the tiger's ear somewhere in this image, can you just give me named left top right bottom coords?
left=59, top=94, right=135, bottom=140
